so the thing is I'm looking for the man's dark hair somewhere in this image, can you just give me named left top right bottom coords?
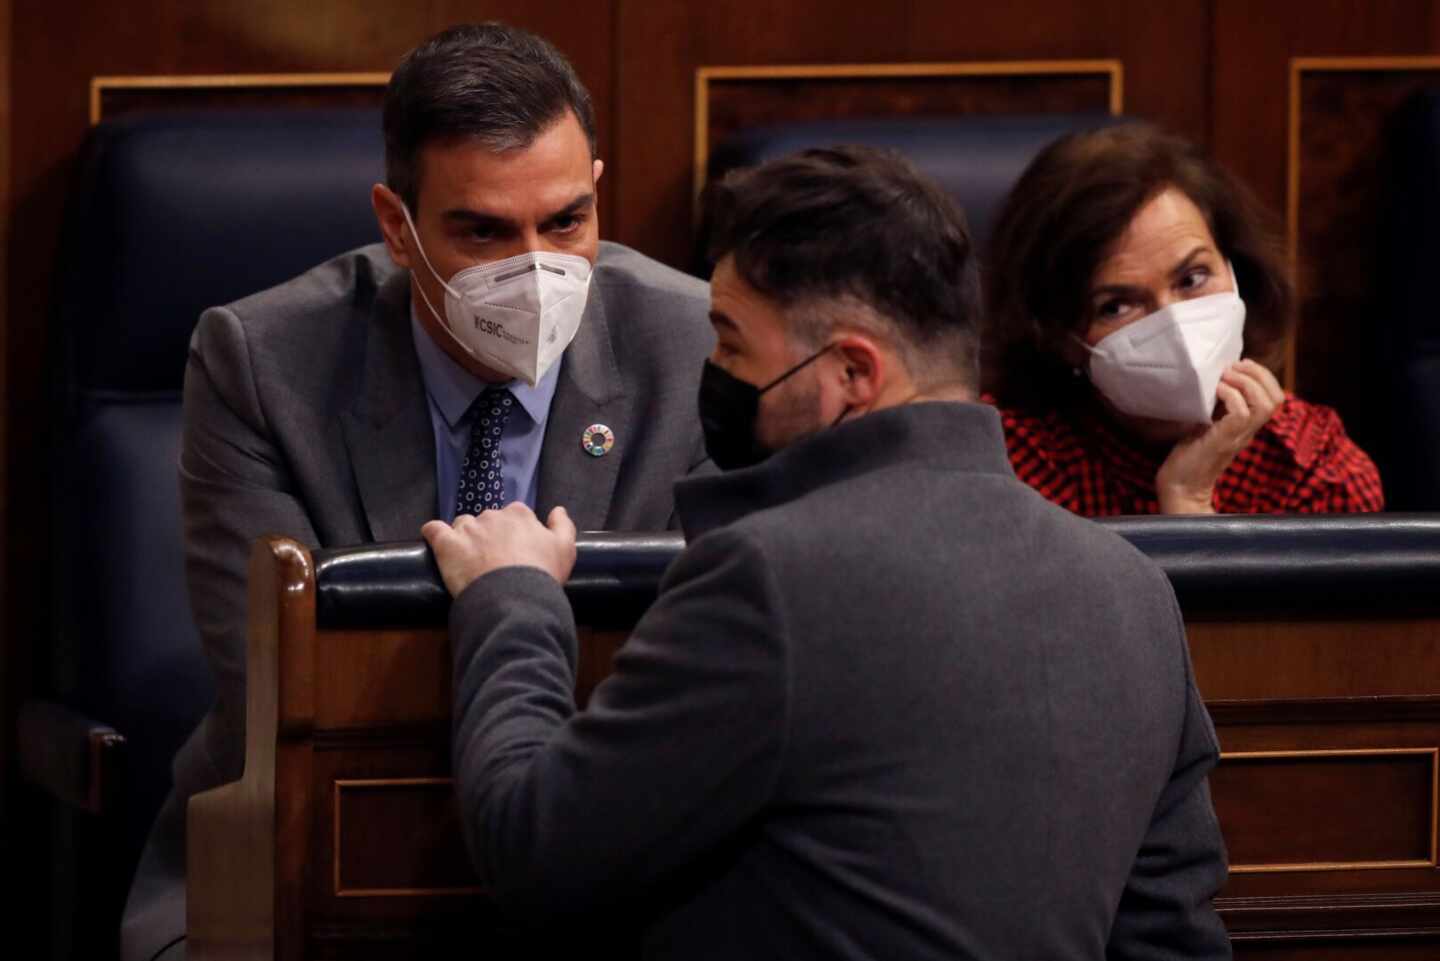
left=984, top=122, right=1293, bottom=407
left=705, top=146, right=982, bottom=386
left=383, top=22, right=597, bottom=212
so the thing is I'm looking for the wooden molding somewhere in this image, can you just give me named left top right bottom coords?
left=1221, top=747, right=1439, bottom=874
left=90, top=72, right=390, bottom=124
left=693, top=58, right=1124, bottom=208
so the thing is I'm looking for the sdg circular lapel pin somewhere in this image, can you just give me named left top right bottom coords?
left=581, top=423, right=615, bottom=457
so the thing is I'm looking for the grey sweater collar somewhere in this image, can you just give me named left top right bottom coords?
left=675, top=401, right=1014, bottom=541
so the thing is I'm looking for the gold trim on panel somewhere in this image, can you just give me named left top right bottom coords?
left=1219, top=747, right=1438, bottom=874
left=90, top=72, right=391, bottom=125
left=1285, top=56, right=1440, bottom=390
left=332, top=777, right=485, bottom=898
left=692, top=59, right=1124, bottom=208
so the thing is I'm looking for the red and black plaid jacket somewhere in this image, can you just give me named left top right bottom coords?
left=989, top=394, right=1384, bottom=515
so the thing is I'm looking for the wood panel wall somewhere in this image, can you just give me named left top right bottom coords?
left=0, top=3, right=21, bottom=947
left=0, top=0, right=11, bottom=831
left=11, top=0, right=1440, bottom=949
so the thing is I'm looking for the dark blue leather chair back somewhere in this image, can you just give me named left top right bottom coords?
left=1378, top=90, right=1440, bottom=510
left=50, top=107, right=385, bottom=950
left=702, top=113, right=1123, bottom=261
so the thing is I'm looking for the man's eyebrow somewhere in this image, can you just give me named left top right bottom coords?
left=709, top=310, right=739, bottom=333
left=440, top=208, right=516, bottom=232
left=541, top=192, right=596, bottom=225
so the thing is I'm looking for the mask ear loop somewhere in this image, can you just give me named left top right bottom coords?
left=399, top=202, right=497, bottom=371
left=398, top=203, right=464, bottom=314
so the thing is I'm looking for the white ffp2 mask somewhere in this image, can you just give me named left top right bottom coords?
left=401, top=205, right=591, bottom=386
left=1079, top=269, right=1246, bottom=424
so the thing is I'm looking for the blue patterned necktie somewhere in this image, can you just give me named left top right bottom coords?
left=454, top=387, right=515, bottom=516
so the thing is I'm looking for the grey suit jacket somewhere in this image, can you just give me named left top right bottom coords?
left=121, top=241, right=714, bottom=961
left=448, top=402, right=1231, bottom=961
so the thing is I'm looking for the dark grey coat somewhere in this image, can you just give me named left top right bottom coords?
left=121, top=242, right=714, bottom=961
left=449, top=401, right=1231, bottom=961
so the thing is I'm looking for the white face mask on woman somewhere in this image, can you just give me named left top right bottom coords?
left=1077, top=264, right=1246, bottom=424
left=401, top=204, right=592, bottom=386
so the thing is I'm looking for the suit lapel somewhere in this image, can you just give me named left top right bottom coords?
left=340, top=274, right=438, bottom=543
left=536, top=287, right=630, bottom=531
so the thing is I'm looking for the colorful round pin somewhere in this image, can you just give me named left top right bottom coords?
left=581, top=423, right=615, bottom=457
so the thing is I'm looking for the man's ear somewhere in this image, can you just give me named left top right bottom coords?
left=592, top=157, right=605, bottom=185
left=832, top=335, right=885, bottom=410
left=371, top=183, right=414, bottom=270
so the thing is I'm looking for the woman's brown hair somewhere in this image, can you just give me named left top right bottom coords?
left=982, top=123, right=1294, bottom=408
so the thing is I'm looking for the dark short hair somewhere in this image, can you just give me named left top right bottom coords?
left=383, top=23, right=597, bottom=212
left=984, top=123, right=1293, bottom=407
left=705, top=145, right=982, bottom=385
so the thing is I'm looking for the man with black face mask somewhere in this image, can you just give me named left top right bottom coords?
left=423, top=146, right=1232, bottom=960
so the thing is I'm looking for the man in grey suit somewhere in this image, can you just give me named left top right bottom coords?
left=423, top=146, right=1232, bottom=959
left=121, top=23, right=712, bottom=961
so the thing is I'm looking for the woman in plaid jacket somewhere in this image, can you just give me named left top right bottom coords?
left=982, top=123, right=1381, bottom=515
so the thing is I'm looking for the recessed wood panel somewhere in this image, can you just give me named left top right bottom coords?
left=333, top=778, right=479, bottom=897
left=1211, top=0, right=1440, bottom=221
left=696, top=61, right=1119, bottom=206
left=1287, top=58, right=1440, bottom=457
left=1212, top=750, right=1436, bottom=872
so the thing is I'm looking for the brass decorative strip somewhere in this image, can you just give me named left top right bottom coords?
left=90, top=72, right=390, bottom=124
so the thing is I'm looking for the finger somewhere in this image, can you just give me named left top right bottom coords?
left=1214, top=381, right=1250, bottom=427
left=421, top=522, right=465, bottom=567
left=1221, top=367, right=1272, bottom=421
left=503, top=501, right=537, bottom=520
left=421, top=519, right=453, bottom=547
left=1236, top=359, right=1286, bottom=406
left=547, top=505, right=578, bottom=543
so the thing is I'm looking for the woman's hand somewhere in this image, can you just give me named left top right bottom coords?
left=1155, top=360, right=1285, bottom=514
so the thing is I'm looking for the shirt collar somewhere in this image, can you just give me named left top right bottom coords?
left=409, top=301, right=561, bottom=428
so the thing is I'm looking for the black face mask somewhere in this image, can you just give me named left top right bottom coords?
left=699, top=344, right=836, bottom=471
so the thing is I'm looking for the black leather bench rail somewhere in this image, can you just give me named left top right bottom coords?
left=313, top=532, right=687, bottom=629
left=1098, top=514, right=1440, bottom=616
left=312, top=515, right=1440, bottom=629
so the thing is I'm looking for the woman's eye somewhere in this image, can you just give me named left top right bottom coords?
left=1179, top=267, right=1211, bottom=291
left=1095, top=299, right=1129, bottom=319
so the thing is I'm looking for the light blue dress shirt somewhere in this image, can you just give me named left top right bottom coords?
left=410, top=307, right=562, bottom=521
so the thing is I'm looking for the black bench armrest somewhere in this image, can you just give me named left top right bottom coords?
left=18, top=698, right=126, bottom=815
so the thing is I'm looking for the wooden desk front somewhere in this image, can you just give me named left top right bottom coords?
left=188, top=538, right=1440, bottom=960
